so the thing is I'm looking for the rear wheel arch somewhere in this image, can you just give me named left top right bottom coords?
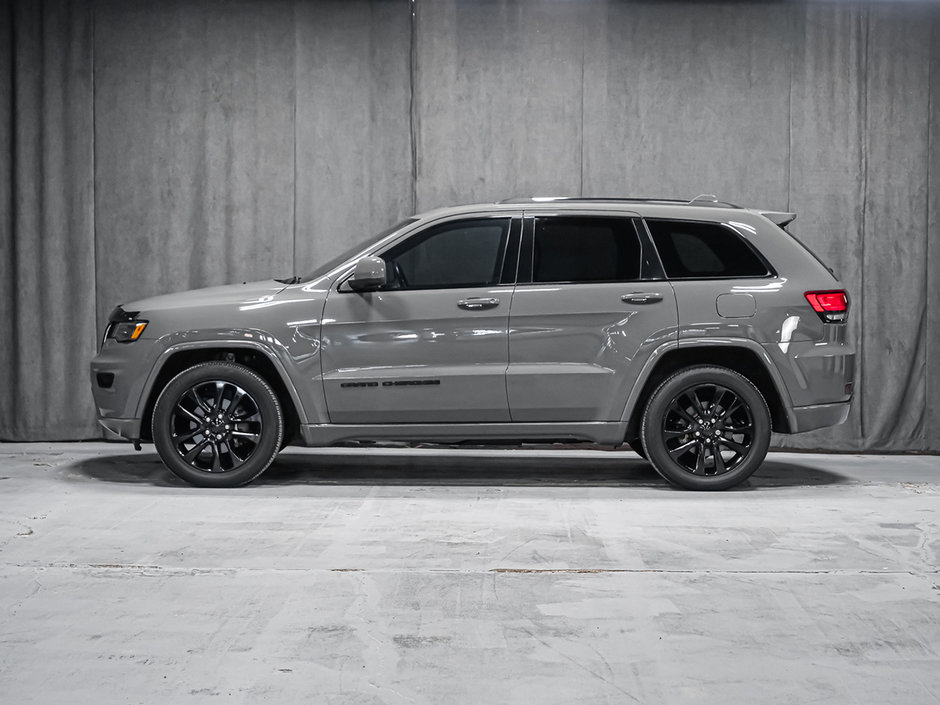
left=624, top=343, right=792, bottom=442
left=138, top=345, right=302, bottom=445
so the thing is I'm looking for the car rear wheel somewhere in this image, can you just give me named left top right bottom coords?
left=152, top=362, right=283, bottom=487
left=641, top=366, right=770, bottom=491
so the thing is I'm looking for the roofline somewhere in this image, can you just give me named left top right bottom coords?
left=498, top=195, right=742, bottom=209
left=409, top=198, right=790, bottom=224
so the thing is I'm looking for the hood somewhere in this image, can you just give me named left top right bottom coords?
left=124, top=280, right=289, bottom=315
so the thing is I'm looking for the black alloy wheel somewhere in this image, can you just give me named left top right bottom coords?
left=641, top=366, right=771, bottom=490
left=152, top=362, right=283, bottom=487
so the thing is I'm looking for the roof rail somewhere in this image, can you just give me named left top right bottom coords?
left=498, top=197, right=683, bottom=204
left=499, top=196, right=741, bottom=208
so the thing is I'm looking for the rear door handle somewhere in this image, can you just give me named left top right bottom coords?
left=621, top=292, right=663, bottom=305
left=458, top=297, right=500, bottom=310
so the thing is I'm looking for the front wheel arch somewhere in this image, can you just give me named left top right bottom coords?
left=139, top=346, right=301, bottom=445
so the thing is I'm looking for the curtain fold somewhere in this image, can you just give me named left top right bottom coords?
left=1, top=0, right=97, bottom=439
left=92, top=0, right=296, bottom=330
left=293, top=0, right=412, bottom=271
left=1, top=0, right=938, bottom=452
left=779, top=2, right=866, bottom=451
left=1, top=1, right=14, bottom=436
left=856, top=3, right=931, bottom=451
left=926, top=13, right=940, bottom=452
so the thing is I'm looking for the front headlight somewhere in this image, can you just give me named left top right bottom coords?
left=110, top=320, right=148, bottom=343
left=104, top=306, right=149, bottom=345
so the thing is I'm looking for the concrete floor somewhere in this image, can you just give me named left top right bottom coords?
left=0, top=443, right=938, bottom=705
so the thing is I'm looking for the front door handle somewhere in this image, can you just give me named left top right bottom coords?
left=458, top=297, right=500, bottom=310
left=621, top=292, right=663, bottom=305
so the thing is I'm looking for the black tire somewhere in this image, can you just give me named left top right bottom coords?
left=626, top=438, right=648, bottom=460
left=641, top=366, right=770, bottom=491
left=152, top=362, right=283, bottom=487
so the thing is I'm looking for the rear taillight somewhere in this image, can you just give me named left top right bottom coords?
left=804, top=290, right=848, bottom=323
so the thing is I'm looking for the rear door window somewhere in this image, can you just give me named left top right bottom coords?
left=533, top=216, right=642, bottom=283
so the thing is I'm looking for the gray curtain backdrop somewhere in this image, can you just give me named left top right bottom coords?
left=1, top=0, right=938, bottom=453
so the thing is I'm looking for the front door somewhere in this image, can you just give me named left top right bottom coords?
left=320, top=215, right=518, bottom=424
left=507, top=214, right=678, bottom=422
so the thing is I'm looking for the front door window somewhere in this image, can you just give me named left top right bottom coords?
left=384, top=218, right=511, bottom=289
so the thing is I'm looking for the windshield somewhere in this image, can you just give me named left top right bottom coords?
left=300, top=218, right=418, bottom=283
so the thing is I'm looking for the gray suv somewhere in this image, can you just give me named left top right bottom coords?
left=90, top=196, right=855, bottom=490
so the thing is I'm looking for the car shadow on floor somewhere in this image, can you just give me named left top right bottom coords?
left=69, top=447, right=851, bottom=490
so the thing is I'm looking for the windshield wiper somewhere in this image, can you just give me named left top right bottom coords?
left=274, top=275, right=301, bottom=285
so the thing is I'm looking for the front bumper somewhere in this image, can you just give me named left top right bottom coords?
left=90, top=337, right=164, bottom=441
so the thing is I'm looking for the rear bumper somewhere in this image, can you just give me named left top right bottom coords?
left=98, top=417, right=142, bottom=441
left=789, top=400, right=852, bottom=434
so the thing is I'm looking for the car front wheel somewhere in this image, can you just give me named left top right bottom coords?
left=152, top=362, right=283, bottom=487
left=641, top=366, right=771, bottom=491
left=626, top=437, right=648, bottom=460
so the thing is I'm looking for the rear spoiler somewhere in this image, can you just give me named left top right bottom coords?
left=760, top=211, right=797, bottom=227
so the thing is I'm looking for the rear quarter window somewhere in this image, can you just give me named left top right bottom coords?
left=646, top=219, right=771, bottom=279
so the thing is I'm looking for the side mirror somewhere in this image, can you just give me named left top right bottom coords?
left=348, top=255, right=388, bottom=291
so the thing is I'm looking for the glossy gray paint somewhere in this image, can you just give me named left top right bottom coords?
left=348, top=255, right=388, bottom=290
left=90, top=200, right=855, bottom=448
left=507, top=281, right=677, bottom=422
left=321, top=285, right=514, bottom=423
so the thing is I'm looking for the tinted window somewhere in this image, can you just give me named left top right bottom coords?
left=385, top=218, right=510, bottom=289
left=646, top=219, right=770, bottom=278
left=533, top=217, right=641, bottom=283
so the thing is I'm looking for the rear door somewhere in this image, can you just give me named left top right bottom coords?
left=507, top=213, right=678, bottom=421
left=320, top=215, right=519, bottom=424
